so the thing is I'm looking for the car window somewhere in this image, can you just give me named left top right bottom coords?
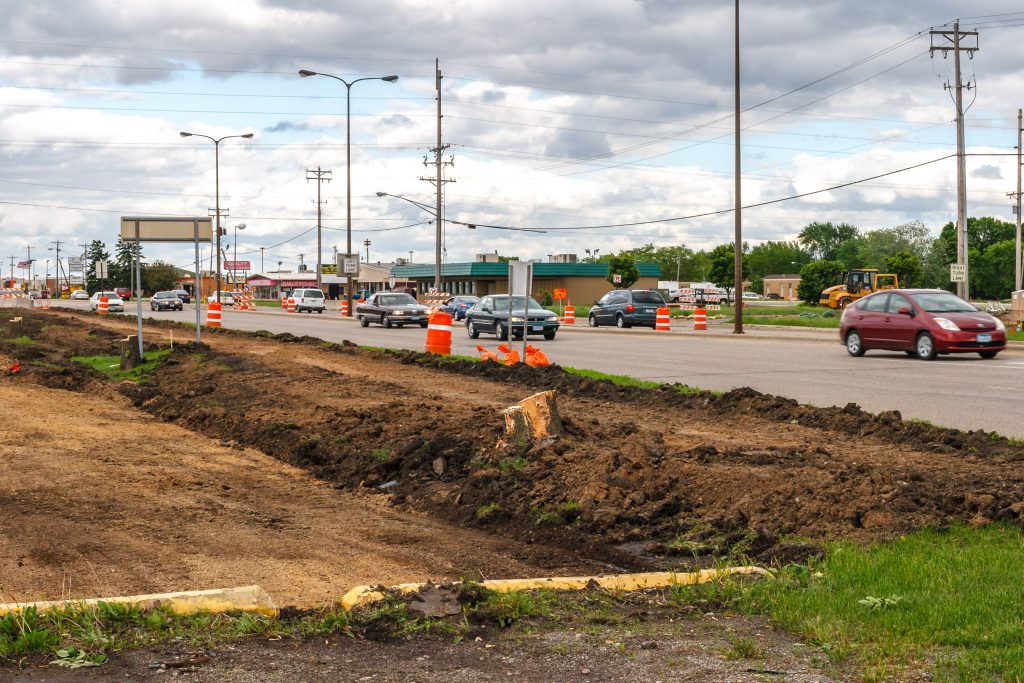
left=859, top=293, right=889, bottom=312
left=632, top=290, right=664, bottom=304
left=597, top=294, right=611, bottom=305
left=909, top=291, right=976, bottom=313
left=612, top=292, right=629, bottom=304
left=305, top=290, right=323, bottom=298
left=379, top=294, right=417, bottom=306
left=886, top=293, right=912, bottom=313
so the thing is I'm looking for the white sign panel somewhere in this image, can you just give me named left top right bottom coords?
left=67, top=257, right=85, bottom=269
left=336, top=253, right=360, bottom=276
left=120, top=216, right=213, bottom=243
left=613, top=273, right=622, bottom=284
left=96, top=260, right=108, bottom=279
left=950, top=263, right=967, bottom=282
left=508, top=260, right=533, bottom=297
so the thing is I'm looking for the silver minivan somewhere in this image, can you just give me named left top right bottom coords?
left=290, top=288, right=326, bottom=313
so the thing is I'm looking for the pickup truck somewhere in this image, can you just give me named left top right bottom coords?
left=355, top=292, right=431, bottom=328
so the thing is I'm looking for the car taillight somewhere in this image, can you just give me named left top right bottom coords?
left=626, top=304, right=635, bottom=312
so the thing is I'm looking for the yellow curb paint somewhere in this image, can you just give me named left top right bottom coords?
left=0, top=585, right=276, bottom=617
left=339, top=566, right=768, bottom=611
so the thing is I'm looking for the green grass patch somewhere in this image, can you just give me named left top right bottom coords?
left=676, top=524, right=1024, bottom=681
left=563, top=366, right=704, bottom=395
left=2, top=335, right=36, bottom=345
left=741, top=315, right=840, bottom=329
left=370, top=447, right=392, bottom=462
left=70, top=348, right=173, bottom=382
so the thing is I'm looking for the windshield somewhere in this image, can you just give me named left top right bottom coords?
left=155, top=292, right=175, bottom=298
left=379, top=294, right=418, bottom=306
left=98, top=292, right=119, bottom=298
left=491, top=295, right=545, bottom=310
left=909, top=291, right=977, bottom=313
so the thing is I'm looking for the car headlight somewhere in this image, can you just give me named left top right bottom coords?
left=511, top=316, right=524, bottom=323
left=934, top=317, right=960, bottom=331
left=546, top=316, right=558, bottom=322
left=394, top=310, right=404, bottom=315
left=994, top=318, right=1006, bottom=331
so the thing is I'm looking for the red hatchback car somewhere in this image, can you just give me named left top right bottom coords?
left=840, top=289, right=1007, bottom=360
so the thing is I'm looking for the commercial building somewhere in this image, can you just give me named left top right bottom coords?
left=762, top=274, right=801, bottom=301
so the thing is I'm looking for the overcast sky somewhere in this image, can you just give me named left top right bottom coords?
left=2, top=0, right=1024, bottom=277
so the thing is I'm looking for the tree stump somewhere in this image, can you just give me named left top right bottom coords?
left=8, top=317, right=22, bottom=337
left=501, top=390, right=564, bottom=444
left=120, top=336, right=143, bottom=370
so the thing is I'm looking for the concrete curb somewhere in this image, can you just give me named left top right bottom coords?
left=0, top=585, right=277, bottom=617
left=339, top=566, right=769, bottom=611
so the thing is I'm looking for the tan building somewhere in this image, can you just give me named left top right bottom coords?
left=762, top=274, right=801, bottom=301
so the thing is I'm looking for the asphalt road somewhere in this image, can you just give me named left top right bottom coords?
left=55, top=301, right=1024, bottom=438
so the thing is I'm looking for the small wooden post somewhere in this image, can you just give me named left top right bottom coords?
left=120, top=335, right=143, bottom=370
left=8, top=317, right=23, bottom=337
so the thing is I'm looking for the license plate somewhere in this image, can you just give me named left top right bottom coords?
left=977, top=333, right=992, bottom=343
left=532, top=325, right=543, bottom=331
left=644, top=307, right=654, bottom=312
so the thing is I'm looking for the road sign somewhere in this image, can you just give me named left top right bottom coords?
left=950, top=263, right=967, bottom=282
left=96, top=260, right=108, bottom=279
left=336, top=253, right=359, bottom=276
left=553, top=287, right=567, bottom=300
left=613, top=274, right=622, bottom=284
left=67, top=257, right=85, bottom=269
left=224, top=260, right=250, bottom=270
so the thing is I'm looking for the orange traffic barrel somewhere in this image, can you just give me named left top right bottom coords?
left=693, top=308, right=707, bottom=331
left=340, top=299, right=349, bottom=317
left=563, top=305, right=575, bottom=325
left=281, top=296, right=287, bottom=309
left=425, top=310, right=453, bottom=355
left=655, top=306, right=670, bottom=331
left=287, top=297, right=297, bottom=314
left=98, top=295, right=109, bottom=315
left=207, top=301, right=222, bottom=327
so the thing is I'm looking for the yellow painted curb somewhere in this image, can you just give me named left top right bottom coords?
left=340, top=566, right=768, bottom=611
left=0, top=585, right=276, bottom=617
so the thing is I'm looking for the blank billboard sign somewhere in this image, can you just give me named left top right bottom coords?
left=120, top=216, right=213, bottom=242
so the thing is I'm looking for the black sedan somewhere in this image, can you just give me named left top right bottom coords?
left=150, top=291, right=183, bottom=311
left=465, top=295, right=560, bottom=340
left=356, top=292, right=431, bottom=328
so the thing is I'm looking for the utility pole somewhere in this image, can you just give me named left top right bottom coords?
left=259, top=246, right=266, bottom=275
left=420, top=58, right=455, bottom=294
left=1010, top=108, right=1023, bottom=292
left=364, top=239, right=371, bottom=262
left=306, top=166, right=332, bottom=288
left=931, top=22, right=979, bottom=300
left=50, top=240, right=67, bottom=294
left=733, top=0, right=744, bottom=334
left=7, top=256, right=14, bottom=287
left=26, top=246, right=32, bottom=289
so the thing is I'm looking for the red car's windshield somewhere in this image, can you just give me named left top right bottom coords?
left=909, top=291, right=977, bottom=313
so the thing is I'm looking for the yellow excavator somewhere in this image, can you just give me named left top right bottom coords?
left=820, top=268, right=899, bottom=309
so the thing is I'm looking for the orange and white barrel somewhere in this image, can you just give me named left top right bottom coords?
left=340, top=299, right=349, bottom=317
left=563, top=305, right=575, bottom=325
left=206, top=301, right=222, bottom=327
left=98, top=296, right=109, bottom=315
left=655, top=306, right=671, bottom=331
left=281, top=296, right=287, bottom=309
left=425, top=311, right=453, bottom=355
left=287, top=297, right=297, bottom=314
left=693, top=308, right=707, bottom=331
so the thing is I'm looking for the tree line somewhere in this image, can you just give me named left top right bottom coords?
left=84, top=239, right=184, bottom=294
left=593, top=217, right=1019, bottom=303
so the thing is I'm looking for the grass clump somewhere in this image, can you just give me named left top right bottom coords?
left=2, top=335, right=36, bottom=346
left=474, top=503, right=502, bottom=521
left=370, top=447, right=392, bottom=462
left=71, top=348, right=173, bottom=382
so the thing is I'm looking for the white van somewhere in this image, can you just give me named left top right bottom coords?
left=290, top=288, right=326, bottom=313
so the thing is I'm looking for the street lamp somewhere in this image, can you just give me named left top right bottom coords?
left=179, top=130, right=254, bottom=302
left=298, top=69, right=398, bottom=315
left=233, top=223, right=246, bottom=288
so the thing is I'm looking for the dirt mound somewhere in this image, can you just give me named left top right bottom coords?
left=8, top=309, right=1024, bottom=568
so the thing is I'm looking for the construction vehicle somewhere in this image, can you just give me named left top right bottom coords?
left=819, top=269, right=899, bottom=309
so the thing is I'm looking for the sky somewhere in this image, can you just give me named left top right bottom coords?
left=2, top=0, right=1024, bottom=279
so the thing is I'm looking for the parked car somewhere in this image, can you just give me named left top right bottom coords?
left=742, top=291, right=762, bottom=300
left=173, top=289, right=192, bottom=304
left=206, top=290, right=236, bottom=305
left=438, top=295, right=480, bottom=321
left=288, top=287, right=325, bottom=313
left=840, top=289, right=1007, bottom=360
left=356, top=292, right=430, bottom=327
left=114, top=286, right=131, bottom=301
left=89, top=291, right=124, bottom=312
left=27, top=290, right=48, bottom=299
left=465, top=295, right=560, bottom=340
left=70, top=289, right=90, bottom=300
left=150, top=291, right=183, bottom=311
left=588, top=289, right=666, bottom=328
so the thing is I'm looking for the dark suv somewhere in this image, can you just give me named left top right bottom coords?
left=589, top=289, right=666, bottom=328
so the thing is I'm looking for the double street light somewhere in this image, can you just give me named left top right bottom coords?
left=179, top=130, right=254, bottom=302
left=298, top=69, right=398, bottom=315
left=234, top=223, right=246, bottom=288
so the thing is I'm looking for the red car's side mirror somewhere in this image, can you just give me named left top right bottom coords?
left=897, top=307, right=914, bottom=316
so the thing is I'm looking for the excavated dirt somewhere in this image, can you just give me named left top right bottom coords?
left=4, top=309, right=1024, bottom=578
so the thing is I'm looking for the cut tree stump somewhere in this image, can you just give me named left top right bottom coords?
left=120, top=335, right=143, bottom=370
left=502, top=390, right=564, bottom=444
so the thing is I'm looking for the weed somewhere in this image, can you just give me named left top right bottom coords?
left=724, top=636, right=763, bottom=660
left=51, top=646, right=107, bottom=668
left=475, top=503, right=502, bottom=521
left=480, top=590, right=554, bottom=628
left=2, top=335, right=35, bottom=345
left=534, top=511, right=564, bottom=527
left=498, top=456, right=526, bottom=473
left=371, top=447, right=392, bottom=462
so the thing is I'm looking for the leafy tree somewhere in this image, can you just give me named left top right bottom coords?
left=797, top=260, right=845, bottom=304
left=854, top=222, right=932, bottom=270
left=142, top=261, right=180, bottom=294
left=85, top=240, right=110, bottom=292
left=934, top=218, right=1017, bottom=298
left=746, top=241, right=811, bottom=292
left=605, top=253, right=639, bottom=289
left=883, top=250, right=923, bottom=288
left=706, top=243, right=749, bottom=288
left=797, top=222, right=859, bottom=260
left=974, top=240, right=1017, bottom=300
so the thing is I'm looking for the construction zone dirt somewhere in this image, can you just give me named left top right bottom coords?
left=3, top=308, right=1024, bottom=599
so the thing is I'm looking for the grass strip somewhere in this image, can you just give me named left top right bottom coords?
left=562, top=366, right=704, bottom=395
left=2, top=335, right=36, bottom=345
left=71, top=348, right=173, bottom=382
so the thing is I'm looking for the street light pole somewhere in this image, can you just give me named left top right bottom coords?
left=298, top=69, right=398, bottom=315
left=179, top=131, right=254, bottom=302
left=233, top=223, right=246, bottom=288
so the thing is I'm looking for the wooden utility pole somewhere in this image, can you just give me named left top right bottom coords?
left=306, top=166, right=332, bottom=288
left=1012, top=109, right=1023, bottom=292
left=421, top=59, right=454, bottom=294
left=733, top=0, right=743, bottom=334
left=931, top=23, right=979, bottom=300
